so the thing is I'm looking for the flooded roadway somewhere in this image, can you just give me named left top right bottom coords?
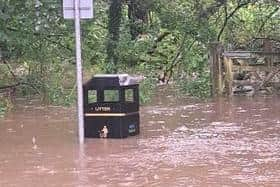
left=1, top=93, right=280, bottom=186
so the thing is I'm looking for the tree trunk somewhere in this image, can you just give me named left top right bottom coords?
left=106, top=0, right=122, bottom=73
left=128, top=0, right=149, bottom=40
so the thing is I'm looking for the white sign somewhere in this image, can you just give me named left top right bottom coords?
left=63, top=0, right=93, bottom=19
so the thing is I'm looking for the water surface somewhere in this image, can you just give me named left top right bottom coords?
left=1, top=94, right=280, bottom=186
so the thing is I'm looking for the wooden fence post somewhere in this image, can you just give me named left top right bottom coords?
left=209, top=42, right=223, bottom=97
left=224, top=56, right=233, bottom=96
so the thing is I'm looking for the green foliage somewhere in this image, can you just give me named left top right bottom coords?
left=45, top=85, right=75, bottom=106
left=178, top=72, right=211, bottom=98
left=139, top=76, right=157, bottom=104
left=17, top=61, right=76, bottom=106
left=0, top=102, right=6, bottom=118
left=0, top=0, right=279, bottom=109
left=223, top=2, right=280, bottom=49
left=0, top=96, right=12, bottom=118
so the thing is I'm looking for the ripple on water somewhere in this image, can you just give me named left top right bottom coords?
left=104, top=115, right=280, bottom=184
left=2, top=96, right=280, bottom=186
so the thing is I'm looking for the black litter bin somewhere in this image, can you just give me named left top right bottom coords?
left=83, top=74, right=140, bottom=138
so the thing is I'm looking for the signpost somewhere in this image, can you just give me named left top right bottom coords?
left=63, top=0, right=93, bottom=144
left=63, top=0, right=93, bottom=19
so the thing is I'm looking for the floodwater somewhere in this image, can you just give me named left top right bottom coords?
left=1, top=92, right=280, bottom=187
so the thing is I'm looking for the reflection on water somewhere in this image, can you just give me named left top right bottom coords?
left=1, top=95, right=280, bottom=186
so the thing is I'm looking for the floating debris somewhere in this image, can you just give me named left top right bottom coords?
left=32, top=136, right=38, bottom=150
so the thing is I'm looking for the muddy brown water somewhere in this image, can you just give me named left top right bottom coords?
left=1, top=93, right=280, bottom=187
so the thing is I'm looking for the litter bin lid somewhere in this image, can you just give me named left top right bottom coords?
left=84, top=74, right=142, bottom=89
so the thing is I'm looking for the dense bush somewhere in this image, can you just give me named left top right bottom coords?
left=0, top=96, right=12, bottom=117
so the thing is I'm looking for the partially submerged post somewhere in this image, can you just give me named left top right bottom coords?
left=223, top=56, right=233, bottom=96
left=209, top=42, right=224, bottom=96
left=63, top=0, right=94, bottom=144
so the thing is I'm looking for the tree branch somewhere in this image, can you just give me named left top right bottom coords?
left=0, top=60, right=40, bottom=94
left=162, top=33, right=196, bottom=83
left=42, top=37, right=72, bottom=52
left=258, top=7, right=279, bottom=34
left=199, top=0, right=227, bottom=19
left=0, top=81, right=40, bottom=94
left=6, top=26, right=72, bottom=52
left=0, top=83, right=20, bottom=90
left=155, top=32, right=171, bottom=43
left=217, top=4, right=228, bottom=41
left=252, top=37, right=280, bottom=43
left=1, top=60, right=17, bottom=81
left=217, top=1, right=251, bottom=41
left=148, top=31, right=171, bottom=54
left=6, top=26, right=66, bottom=37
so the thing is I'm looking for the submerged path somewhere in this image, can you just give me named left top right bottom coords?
left=0, top=95, right=280, bottom=186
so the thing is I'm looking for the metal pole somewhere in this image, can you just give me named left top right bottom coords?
left=74, top=0, right=84, bottom=144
